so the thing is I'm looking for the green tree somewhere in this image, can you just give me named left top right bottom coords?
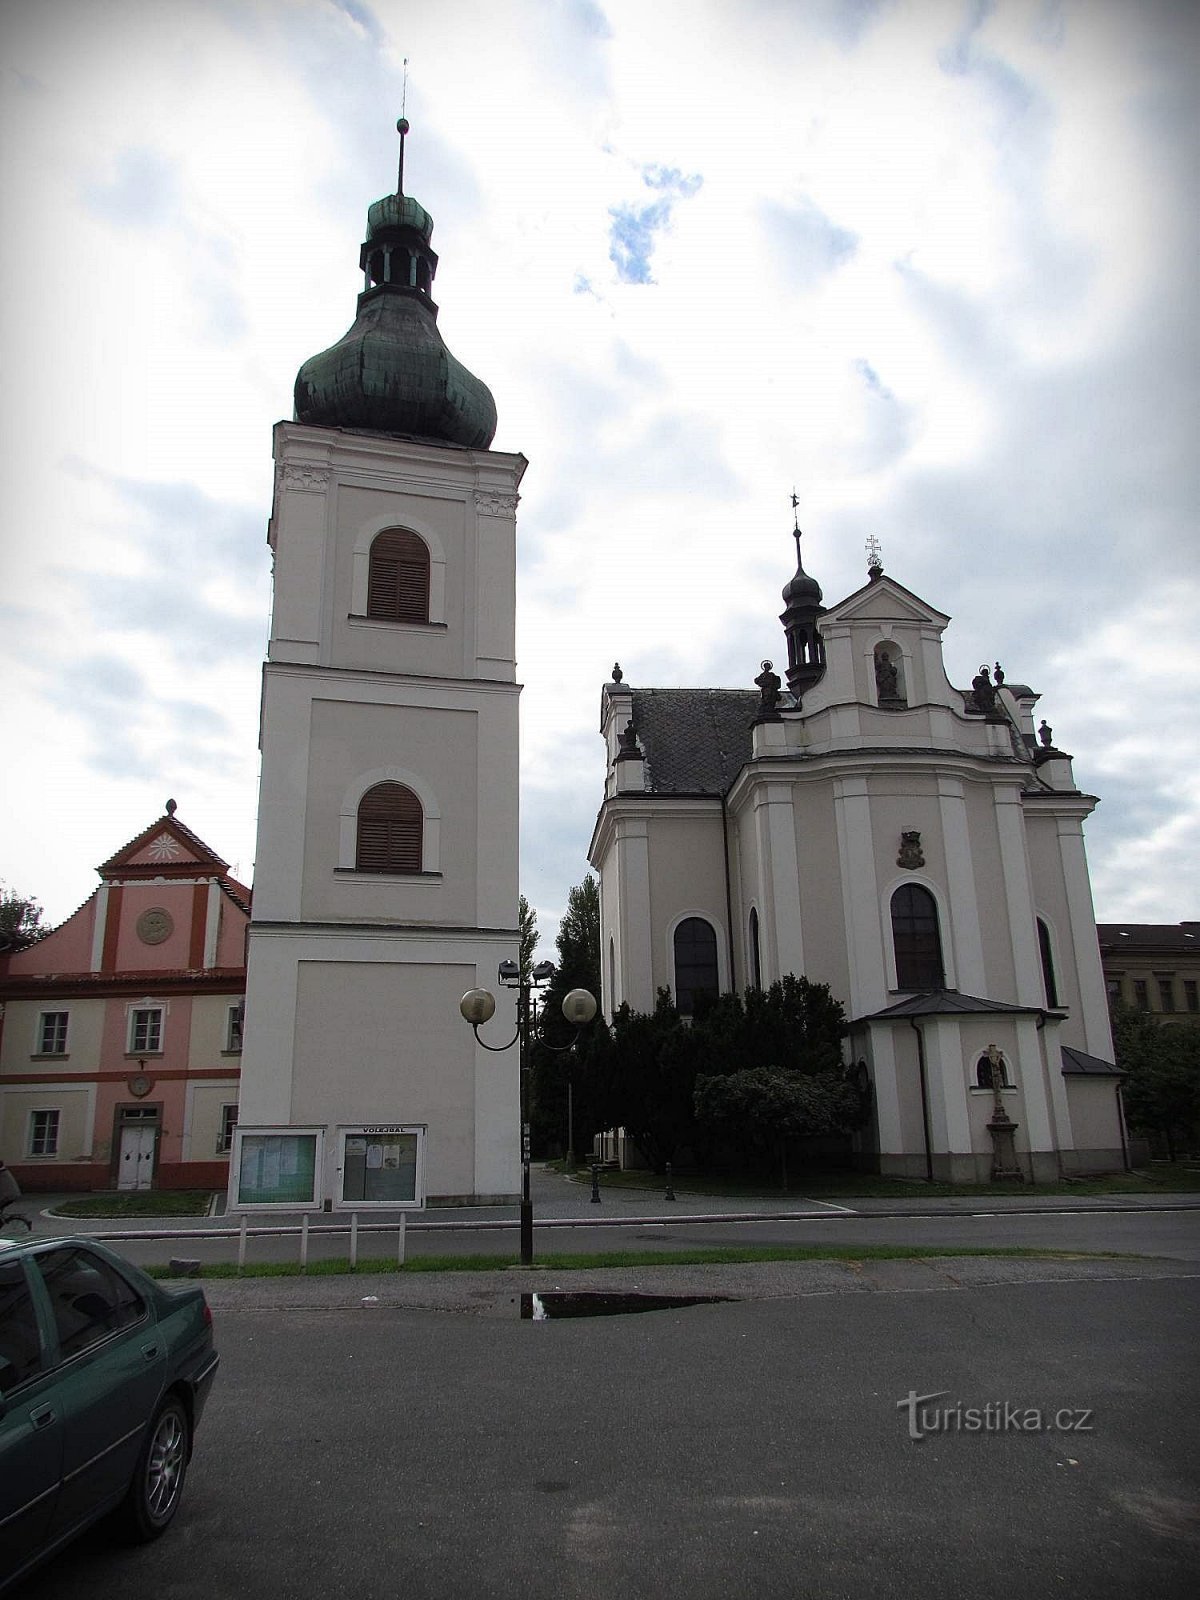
left=518, top=894, right=539, bottom=985
left=583, top=989, right=700, bottom=1171
left=529, top=876, right=602, bottom=1159
left=0, top=884, right=47, bottom=953
left=694, top=1065, right=864, bottom=1189
left=1112, top=1003, right=1200, bottom=1159
left=582, top=974, right=854, bottom=1176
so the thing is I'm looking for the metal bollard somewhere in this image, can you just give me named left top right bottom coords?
left=590, top=1163, right=602, bottom=1204
left=238, top=1214, right=248, bottom=1274
left=300, top=1213, right=309, bottom=1272
left=664, top=1162, right=676, bottom=1202
left=397, top=1210, right=407, bottom=1266
left=350, top=1211, right=359, bottom=1271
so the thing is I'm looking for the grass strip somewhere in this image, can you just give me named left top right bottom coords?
left=145, top=1243, right=1123, bottom=1280
left=53, top=1191, right=214, bottom=1218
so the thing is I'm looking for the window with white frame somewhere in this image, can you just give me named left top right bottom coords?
left=217, top=1103, right=238, bottom=1154
left=225, top=1002, right=244, bottom=1053
left=29, top=1109, right=60, bottom=1157
left=37, top=1011, right=69, bottom=1055
left=128, top=1006, right=164, bottom=1054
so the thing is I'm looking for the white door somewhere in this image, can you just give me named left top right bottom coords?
left=118, top=1125, right=156, bottom=1191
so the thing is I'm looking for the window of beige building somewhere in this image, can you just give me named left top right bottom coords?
left=36, top=1011, right=68, bottom=1056
left=28, top=1108, right=60, bottom=1157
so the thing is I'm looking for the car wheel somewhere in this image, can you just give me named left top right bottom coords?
left=122, top=1395, right=190, bottom=1542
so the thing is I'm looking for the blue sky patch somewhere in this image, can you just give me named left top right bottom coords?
left=609, top=164, right=703, bottom=284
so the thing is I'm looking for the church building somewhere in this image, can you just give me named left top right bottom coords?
left=590, top=532, right=1126, bottom=1181
left=230, top=124, right=522, bottom=1211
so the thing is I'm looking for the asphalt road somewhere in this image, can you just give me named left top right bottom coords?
left=18, top=1265, right=1200, bottom=1600
left=30, top=1200, right=1200, bottom=1270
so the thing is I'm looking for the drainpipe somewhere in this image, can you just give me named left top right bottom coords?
left=909, top=1017, right=934, bottom=1183
left=1116, top=1080, right=1130, bottom=1171
left=720, top=793, right=736, bottom=994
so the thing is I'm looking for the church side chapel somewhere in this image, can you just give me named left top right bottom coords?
left=590, top=525, right=1124, bottom=1181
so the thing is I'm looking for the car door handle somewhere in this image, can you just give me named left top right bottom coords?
left=141, top=1344, right=160, bottom=1361
left=30, top=1404, right=56, bottom=1429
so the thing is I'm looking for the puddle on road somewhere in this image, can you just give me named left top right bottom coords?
left=519, top=1291, right=737, bottom=1320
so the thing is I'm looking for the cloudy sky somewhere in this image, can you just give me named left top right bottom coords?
left=1, top=0, right=1196, bottom=951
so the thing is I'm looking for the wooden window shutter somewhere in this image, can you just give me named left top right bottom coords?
left=356, top=782, right=423, bottom=874
left=367, top=529, right=430, bottom=622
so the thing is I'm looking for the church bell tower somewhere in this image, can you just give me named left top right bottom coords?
left=231, top=122, right=524, bottom=1212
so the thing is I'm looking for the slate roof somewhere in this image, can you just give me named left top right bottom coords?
left=1061, top=1047, right=1121, bottom=1076
left=629, top=688, right=759, bottom=795
left=856, top=990, right=1054, bottom=1022
left=1096, top=923, right=1200, bottom=953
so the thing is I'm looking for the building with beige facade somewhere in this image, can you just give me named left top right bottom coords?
left=590, top=535, right=1127, bottom=1181
left=1098, top=924, right=1200, bottom=1020
left=0, top=806, right=248, bottom=1191
left=229, top=128, right=522, bottom=1211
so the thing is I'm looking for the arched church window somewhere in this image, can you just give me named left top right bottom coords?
left=749, top=907, right=762, bottom=990
left=1037, top=918, right=1060, bottom=1008
left=356, top=782, right=423, bottom=874
left=890, top=884, right=944, bottom=990
left=976, top=1053, right=1011, bottom=1090
left=367, top=529, right=430, bottom=623
left=673, top=917, right=719, bottom=1017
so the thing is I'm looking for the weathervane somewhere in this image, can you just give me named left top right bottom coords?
left=791, top=488, right=802, bottom=559
left=866, top=534, right=884, bottom=580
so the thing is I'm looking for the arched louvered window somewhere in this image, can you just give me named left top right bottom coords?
left=367, top=529, right=430, bottom=623
left=674, top=917, right=719, bottom=1017
left=749, top=907, right=762, bottom=990
left=356, top=782, right=423, bottom=874
left=890, top=884, right=944, bottom=991
left=1037, top=918, right=1059, bottom=1008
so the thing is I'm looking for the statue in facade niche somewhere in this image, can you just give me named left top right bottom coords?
left=875, top=649, right=900, bottom=702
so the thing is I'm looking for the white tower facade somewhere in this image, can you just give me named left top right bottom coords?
left=230, top=133, right=522, bottom=1210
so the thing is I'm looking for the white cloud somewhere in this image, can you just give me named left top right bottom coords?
left=0, top=0, right=1195, bottom=949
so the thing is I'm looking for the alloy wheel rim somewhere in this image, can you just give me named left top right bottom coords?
left=146, top=1411, right=185, bottom=1519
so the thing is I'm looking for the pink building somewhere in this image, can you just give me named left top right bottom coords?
left=0, top=805, right=248, bottom=1192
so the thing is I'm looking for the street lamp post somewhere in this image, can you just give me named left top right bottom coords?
left=460, top=962, right=597, bottom=1265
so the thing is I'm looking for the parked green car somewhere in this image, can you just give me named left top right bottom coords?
left=0, top=1235, right=218, bottom=1593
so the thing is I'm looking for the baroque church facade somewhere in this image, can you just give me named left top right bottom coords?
left=590, top=536, right=1126, bottom=1181
left=229, top=125, right=522, bottom=1210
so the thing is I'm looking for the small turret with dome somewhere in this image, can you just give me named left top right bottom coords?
left=293, top=118, right=497, bottom=449
left=779, top=495, right=826, bottom=697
